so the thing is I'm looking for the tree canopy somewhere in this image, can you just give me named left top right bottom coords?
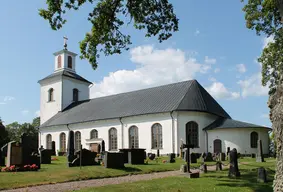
left=242, top=0, right=283, bottom=95
left=39, top=0, right=179, bottom=70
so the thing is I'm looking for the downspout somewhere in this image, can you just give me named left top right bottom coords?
left=37, top=126, right=42, bottom=148
left=170, top=111, right=175, bottom=154
left=66, top=124, right=71, bottom=131
left=205, top=130, right=208, bottom=153
left=119, top=118, right=124, bottom=149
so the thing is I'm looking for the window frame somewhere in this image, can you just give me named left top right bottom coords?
left=59, top=132, right=66, bottom=152
left=68, top=56, right=72, bottom=68
left=90, top=129, right=98, bottom=139
left=151, top=123, right=163, bottom=149
left=186, top=121, right=199, bottom=148
left=48, top=88, right=54, bottom=102
left=109, top=127, right=118, bottom=151
left=73, top=88, right=79, bottom=102
left=74, top=131, right=81, bottom=151
left=46, top=134, right=52, bottom=149
left=129, top=126, right=139, bottom=149
left=250, top=131, right=258, bottom=148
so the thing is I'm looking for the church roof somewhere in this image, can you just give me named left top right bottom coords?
left=203, top=117, right=271, bottom=130
left=38, top=70, right=92, bottom=84
left=40, top=80, right=231, bottom=128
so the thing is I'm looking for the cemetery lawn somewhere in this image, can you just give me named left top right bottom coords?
left=77, top=158, right=276, bottom=192
left=0, top=156, right=204, bottom=190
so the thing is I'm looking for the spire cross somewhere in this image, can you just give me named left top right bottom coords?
left=63, top=36, right=68, bottom=50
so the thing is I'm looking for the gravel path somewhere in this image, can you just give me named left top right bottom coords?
left=1, top=164, right=230, bottom=192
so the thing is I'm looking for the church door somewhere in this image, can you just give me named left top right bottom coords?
left=213, top=139, right=222, bottom=153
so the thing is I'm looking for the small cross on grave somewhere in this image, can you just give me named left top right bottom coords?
left=180, top=135, right=199, bottom=178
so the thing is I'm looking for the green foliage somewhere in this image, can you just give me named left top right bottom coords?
left=0, top=118, right=9, bottom=148
left=5, top=122, right=38, bottom=143
left=32, top=117, right=40, bottom=128
left=241, top=0, right=283, bottom=95
left=39, top=0, right=179, bottom=69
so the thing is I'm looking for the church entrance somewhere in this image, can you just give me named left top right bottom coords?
left=213, top=139, right=222, bottom=153
left=90, top=143, right=101, bottom=153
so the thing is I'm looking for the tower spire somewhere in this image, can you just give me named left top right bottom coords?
left=63, top=36, right=68, bottom=50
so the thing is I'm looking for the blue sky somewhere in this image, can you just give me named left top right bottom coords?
left=0, top=1, right=272, bottom=127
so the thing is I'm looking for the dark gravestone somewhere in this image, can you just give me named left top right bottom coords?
left=104, top=152, right=124, bottom=168
left=21, top=133, right=40, bottom=167
left=119, top=149, right=146, bottom=164
left=51, top=141, right=56, bottom=156
left=144, top=151, right=147, bottom=160
left=220, top=153, right=226, bottom=161
left=216, top=162, right=222, bottom=171
left=7, top=141, right=22, bottom=167
left=257, top=167, right=267, bottom=183
left=148, top=153, right=155, bottom=160
left=251, top=153, right=256, bottom=158
left=157, top=149, right=160, bottom=157
left=67, top=131, right=75, bottom=166
left=169, top=153, right=175, bottom=163
left=256, top=140, right=264, bottom=163
left=1, top=143, right=8, bottom=157
left=101, top=140, right=105, bottom=153
left=71, top=149, right=97, bottom=166
left=190, top=153, right=197, bottom=163
left=0, top=150, right=5, bottom=166
left=40, top=149, right=52, bottom=164
left=228, top=148, right=241, bottom=178
left=200, top=163, right=207, bottom=173
left=205, top=152, right=213, bottom=162
left=226, top=147, right=230, bottom=160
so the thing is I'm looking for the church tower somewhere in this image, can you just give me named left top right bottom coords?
left=38, top=37, right=92, bottom=125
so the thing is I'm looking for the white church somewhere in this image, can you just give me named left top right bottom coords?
left=38, top=44, right=271, bottom=156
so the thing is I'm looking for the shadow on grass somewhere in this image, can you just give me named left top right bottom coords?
left=215, top=169, right=274, bottom=192
left=111, top=167, right=143, bottom=172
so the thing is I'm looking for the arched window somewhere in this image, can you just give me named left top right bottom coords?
left=68, top=56, right=72, bottom=68
left=60, top=133, right=66, bottom=152
left=250, top=132, right=258, bottom=148
left=57, top=55, right=62, bottom=68
left=74, top=131, right=81, bottom=151
left=109, top=128, right=117, bottom=151
left=73, top=88, right=79, bottom=102
left=151, top=123, right=162, bottom=149
left=90, top=129, right=98, bottom=139
left=46, top=134, right=52, bottom=149
left=129, top=126, right=139, bottom=148
left=186, top=121, right=199, bottom=148
left=48, top=88, right=54, bottom=102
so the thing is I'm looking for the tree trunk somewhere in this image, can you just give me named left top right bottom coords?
left=268, top=85, right=283, bottom=191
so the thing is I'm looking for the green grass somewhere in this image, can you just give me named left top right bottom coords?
left=77, top=158, right=276, bottom=192
left=0, top=156, right=275, bottom=191
left=0, top=156, right=184, bottom=190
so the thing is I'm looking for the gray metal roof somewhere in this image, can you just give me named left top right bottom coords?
left=40, top=80, right=231, bottom=128
left=38, top=70, right=92, bottom=84
left=203, top=117, right=271, bottom=130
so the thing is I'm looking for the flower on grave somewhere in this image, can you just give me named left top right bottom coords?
left=24, top=165, right=31, bottom=171
left=9, top=165, right=16, bottom=171
left=51, top=157, right=58, bottom=161
left=96, top=154, right=100, bottom=157
left=162, top=160, right=166, bottom=163
left=30, top=164, right=38, bottom=170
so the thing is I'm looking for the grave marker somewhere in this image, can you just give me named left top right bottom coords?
left=7, top=141, right=22, bottom=167
left=228, top=148, right=241, bottom=178
left=256, top=140, right=264, bottom=163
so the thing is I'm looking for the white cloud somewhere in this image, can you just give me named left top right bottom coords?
left=0, top=102, right=6, bottom=105
left=21, top=110, right=29, bottom=115
left=194, top=29, right=200, bottom=36
left=206, top=81, right=240, bottom=100
left=91, top=45, right=213, bottom=98
left=35, top=110, right=40, bottom=117
left=204, top=56, right=216, bottom=65
left=3, top=96, right=15, bottom=102
left=214, top=68, right=220, bottom=73
left=236, top=64, right=246, bottom=73
left=262, top=35, right=274, bottom=49
left=208, top=77, right=217, bottom=82
left=237, top=73, right=269, bottom=98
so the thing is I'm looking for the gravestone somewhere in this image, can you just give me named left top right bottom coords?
left=148, top=153, right=155, bottom=160
left=200, top=163, right=207, bottom=173
left=1, top=143, right=8, bottom=157
left=40, top=149, right=52, bottom=164
left=228, top=148, right=241, bottom=178
left=226, top=147, right=230, bottom=160
left=256, top=140, right=264, bottom=163
left=119, top=149, right=146, bottom=164
left=220, top=153, right=226, bottom=161
left=101, top=140, right=105, bottom=153
left=180, top=164, right=187, bottom=173
left=205, top=152, right=213, bottom=162
left=51, top=141, right=56, bottom=156
left=103, top=152, right=124, bottom=168
left=257, top=167, right=267, bottom=183
left=169, top=153, right=175, bottom=163
left=200, top=152, right=206, bottom=163
left=216, top=162, right=222, bottom=171
left=251, top=153, right=256, bottom=158
left=7, top=141, right=22, bottom=167
left=190, top=153, right=197, bottom=163
left=21, top=133, right=40, bottom=167
left=0, top=149, right=5, bottom=166
left=157, top=149, right=160, bottom=157
left=67, top=131, right=75, bottom=166
left=70, top=149, right=97, bottom=166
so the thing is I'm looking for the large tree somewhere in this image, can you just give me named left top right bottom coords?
left=0, top=118, right=9, bottom=148
left=241, top=0, right=283, bottom=191
left=6, top=122, right=38, bottom=142
left=39, top=0, right=179, bottom=70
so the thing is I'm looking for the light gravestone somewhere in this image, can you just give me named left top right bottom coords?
left=257, top=167, right=267, bottom=183
left=6, top=141, right=22, bottom=167
left=256, top=140, right=264, bottom=163
left=228, top=148, right=240, bottom=178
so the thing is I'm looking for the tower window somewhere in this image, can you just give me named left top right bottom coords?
left=73, top=88, right=79, bottom=102
left=48, top=88, right=54, bottom=102
left=57, top=55, right=62, bottom=68
left=68, top=56, right=72, bottom=68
